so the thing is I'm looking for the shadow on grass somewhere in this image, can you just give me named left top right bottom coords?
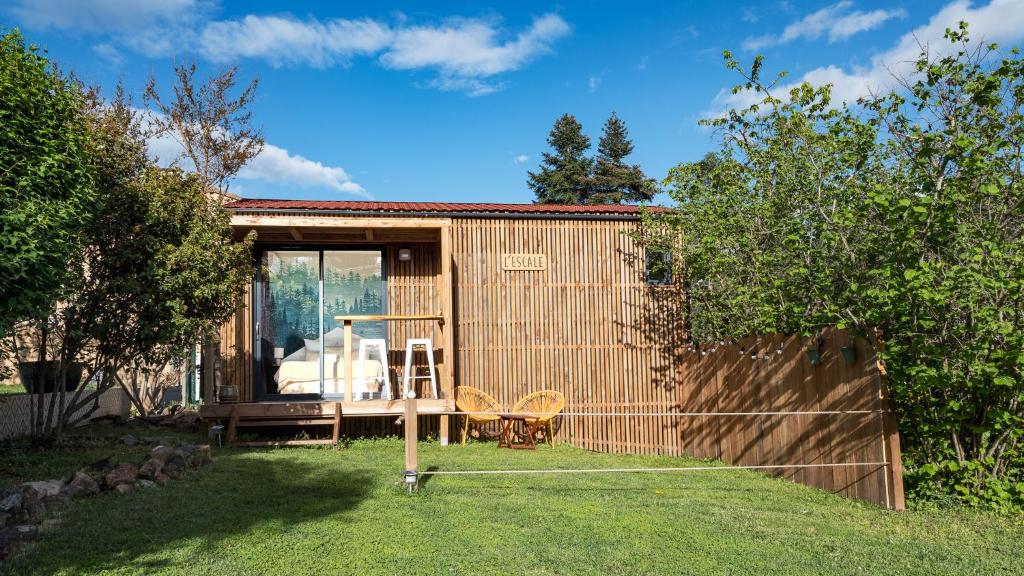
left=1, top=449, right=374, bottom=575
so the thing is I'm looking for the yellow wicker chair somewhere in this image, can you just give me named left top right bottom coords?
left=512, top=390, right=565, bottom=446
left=454, top=386, right=503, bottom=446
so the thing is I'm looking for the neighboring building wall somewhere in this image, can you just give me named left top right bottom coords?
left=0, top=388, right=131, bottom=439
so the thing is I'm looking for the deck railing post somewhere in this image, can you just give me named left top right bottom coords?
left=404, top=392, right=418, bottom=494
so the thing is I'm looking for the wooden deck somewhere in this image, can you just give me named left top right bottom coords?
left=200, top=399, right=453, bottom=419
left=199, top=399, right=455, bottom=447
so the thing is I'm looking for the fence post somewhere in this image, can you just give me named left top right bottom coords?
left=873, top=329, right=905, bottom=511
left=404, top=392, right=418, bottom=494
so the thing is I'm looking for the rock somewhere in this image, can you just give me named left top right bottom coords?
left=88, top=457, right=111, bottom=472
left=19, top=491, right=45, bottom=524
left=152, top=445, right=187, bottom=478
left=114, top=484, right=135, bottom=496
left=191, top=444, right=213, bottom=467
left=153, top=473, right=171, bottom=487
left=63, top=471, right=100, bottom=499
left=42, top=491, right=70, bottom=509
left=150, top=445, right=185, bottom=465
left=120, top=434, right=140, bottom=446
left=0, top=512, right=8, bottom=528
left=163, top=460, right=186, bottom=479
left=138, top=458, right=164, bottom=480
left=22, top=479, right=64, bottom=499
left=3, top=524, right=38, bottom=541
left=104, top=463, right=139, bottom=488
left=0, top=491, right=22, bottom=515
left=136, top=479, right=157, bottom=490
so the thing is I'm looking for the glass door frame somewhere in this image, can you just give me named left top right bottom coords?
left=252, top=244, right=388, bottom=402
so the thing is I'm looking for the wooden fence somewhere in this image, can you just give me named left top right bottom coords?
left=550, top=329, right=903, bottom=510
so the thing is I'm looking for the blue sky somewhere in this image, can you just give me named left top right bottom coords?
left=5, top=1, right=1024, bottom=203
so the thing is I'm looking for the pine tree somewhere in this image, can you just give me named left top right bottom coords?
left=528, top=114, right=593, bottom=204
left=590, top=112, right=656, bottom=204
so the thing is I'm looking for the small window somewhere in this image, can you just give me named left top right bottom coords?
left=646, top=250, right=673, bottom=285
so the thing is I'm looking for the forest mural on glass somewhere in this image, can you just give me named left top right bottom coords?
left=262, top=251, right=385, bottom=357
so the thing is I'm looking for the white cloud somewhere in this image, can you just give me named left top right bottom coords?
left=379, top=14, right=570, bottom=76
left=8, top=0, right=198, bottom=32
left=514, top=154, right=529, bottom=164
left=715, top=0, right=1024, bottom=113
left=193, top=12, right=569, bottom=95
left=8, top=0, right=207, bottom=56
left=742, top=1, right=905, bottom=51
left=8, top=3, right=569, bottom=95
left=239, top=143, right=368, bottom=197
left=426, top=76, right=505, bottom=97
left=587, top=75, right=600, bottom=92
left=143, top=112, right=366, bottom=197
left=91, top=43, right=123, bottom=66
left=198, top=16, right=393, bottom=67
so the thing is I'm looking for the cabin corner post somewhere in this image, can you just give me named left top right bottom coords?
left=439, top=222, right=454, bottom=446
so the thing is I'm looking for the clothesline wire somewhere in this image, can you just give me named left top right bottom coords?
left=433, top=409, right=886, bottom=417
left=419, top=462, right=889, bottom=476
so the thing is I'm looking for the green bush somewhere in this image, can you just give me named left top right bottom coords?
left=645, top=23, right=1024, bottom=513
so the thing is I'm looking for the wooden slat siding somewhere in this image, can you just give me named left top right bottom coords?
left=451, top=217, right=677, bottom=450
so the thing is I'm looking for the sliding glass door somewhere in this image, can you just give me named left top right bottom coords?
left=322, top=250, right=385, bottom=398
left=255, top=248, right=385, bottom=400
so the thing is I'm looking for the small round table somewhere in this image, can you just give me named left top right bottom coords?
left=497, top=413, right=541, bottom=450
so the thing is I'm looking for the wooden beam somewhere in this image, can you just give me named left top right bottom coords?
left=365, top=229, right=374, bottom=241
left=332, top=402, right=342, bottom=445
left=288, top=227, right=303, bottom=241
left=227, top=405, right=240, bottom=444
left=343, top=320, right=353, bottom=403
left=439, top=223, right=454, bottom=446
left=231, top=214, right=452, bottom=230
left=198, top=399, right=453, bottom=419
left=405, top=397, right=418, bottom=482
left=235, top=439, right=335, bottom=447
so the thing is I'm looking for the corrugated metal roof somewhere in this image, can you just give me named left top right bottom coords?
left=226, top=198, right=664, bottom=217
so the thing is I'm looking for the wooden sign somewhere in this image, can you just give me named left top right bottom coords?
left=502, top=253, right=547, bottom=271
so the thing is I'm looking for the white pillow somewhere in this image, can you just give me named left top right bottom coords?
left=323, top=327, right=345, bottom=347
left=306, top=329, right=361, bottom=351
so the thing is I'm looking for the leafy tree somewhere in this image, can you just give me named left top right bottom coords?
left=144, top=63, right=264, bottom=197
left=643, top=24, right=1024, bottom=512
left=590, top=112, right=657, bottom=204
left=0, top=29, right=94, bottom=336
left=7, top=93, right=254, bottom=432
left=528, top=113, right=593, bottom=204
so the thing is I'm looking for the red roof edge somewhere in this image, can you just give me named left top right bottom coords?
left=225, top=198, right=667, bottom=217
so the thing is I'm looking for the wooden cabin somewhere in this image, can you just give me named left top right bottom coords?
left=199, top=199, right=679, bottom=444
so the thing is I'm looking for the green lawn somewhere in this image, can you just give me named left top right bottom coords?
left=0, top=384, right=26, bottom=395
left=1, top=425, right=1021, bottom=575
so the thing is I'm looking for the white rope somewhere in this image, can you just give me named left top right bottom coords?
left=419, top=462, right=889, bottom=476
left=442, top=409, right=885, bottom=417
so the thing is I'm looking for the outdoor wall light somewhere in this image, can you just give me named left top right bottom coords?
left=398, top=248, right=412, bottom=262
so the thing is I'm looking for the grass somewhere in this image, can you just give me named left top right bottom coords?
left=0, top=384, right=26, bottom=395
left=1, top=424, right=1022, bottom=576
